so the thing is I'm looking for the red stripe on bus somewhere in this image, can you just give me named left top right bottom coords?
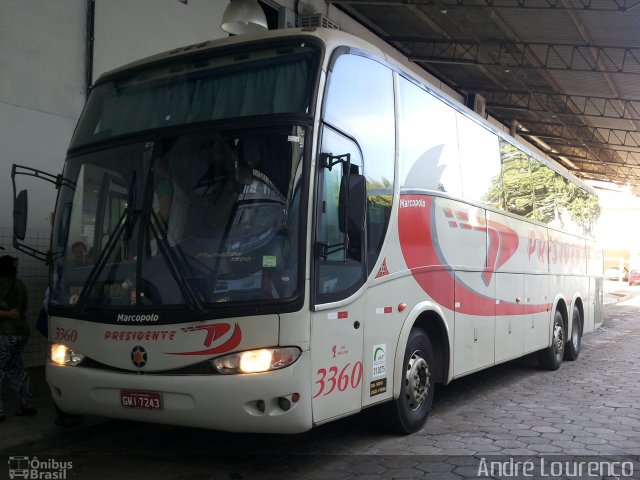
left=399, top=195, right=550, bottom=316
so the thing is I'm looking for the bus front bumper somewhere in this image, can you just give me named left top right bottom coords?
left=46, top=351, right=313, bottom=434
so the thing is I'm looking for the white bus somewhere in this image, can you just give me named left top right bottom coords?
left=13, top=27, right=602, bottom=434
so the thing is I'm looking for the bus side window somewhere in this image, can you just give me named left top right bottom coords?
left=315, top=127, right=365, bottom=303
left=500, top=141, right=533, bottom=218
left=457, top=113, right=502, bottom=209
left=324, top=53, right=395, bottom=276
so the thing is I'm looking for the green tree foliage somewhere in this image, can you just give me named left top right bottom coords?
left=367, top=177, right=393, bottom=207
left=486, top=140, right=600, bottom=234
left=502, top=147, right=533, bottom=218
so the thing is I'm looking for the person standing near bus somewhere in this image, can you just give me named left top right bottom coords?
left=0, top=255, right=36, bottom=420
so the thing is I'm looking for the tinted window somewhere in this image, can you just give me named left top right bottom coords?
left=315, top=127, right=365, bottom=303
left=398, top=78, right=462, bottom=196
left=324, top=54, right=395, bottom=275
left=457, top=113, right=501, bottom=208
left=551, top=172, right=600, bottom=236
left=500, top=139, right=533, bottom=217
left=530, top=157, right=559, bottom=224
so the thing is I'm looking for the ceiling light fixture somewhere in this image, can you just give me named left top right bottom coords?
left=221, top=0, right=268, bottom=35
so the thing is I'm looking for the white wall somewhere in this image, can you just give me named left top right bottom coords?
left=0, top=0, right=86, bottom=234
left=93, top=0, right=228, bottom=80
left=1, top=0, right=87, bottom=366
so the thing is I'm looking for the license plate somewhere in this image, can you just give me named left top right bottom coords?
left=120, top=390, right=163, bottom=410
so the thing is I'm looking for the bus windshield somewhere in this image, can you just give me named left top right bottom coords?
left=51, top=126, right=305, bottom=314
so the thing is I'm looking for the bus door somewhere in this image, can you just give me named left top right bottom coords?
left=311, top=126, right=366, bottom=424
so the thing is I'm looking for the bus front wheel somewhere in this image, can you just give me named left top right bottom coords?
left=538, top=310, right=565, bottom=371
left=387, top=328, right=435, bottom=434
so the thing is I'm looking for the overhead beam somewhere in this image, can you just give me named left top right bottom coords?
left=556, top=158, right=640, bottom=184
left=519, top=121, right=640, bottom=149
left=396, top=38, right=640, bottom=74
left=475, top=90, right=640, bottom=121
left=328, top=0, right=640, bottom=12
left=561, top=0, right=640, bottom=151
left=546, top=145, right=640, bottom=167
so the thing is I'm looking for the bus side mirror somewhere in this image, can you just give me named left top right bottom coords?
left=339, top=173, right=366, bottom=235
left=14, top=190, right=28, bottom=241
left=11, top=164, right=65, bottom=263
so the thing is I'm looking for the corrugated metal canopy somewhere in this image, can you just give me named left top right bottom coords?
left=329, top=0, right=640, bottom=186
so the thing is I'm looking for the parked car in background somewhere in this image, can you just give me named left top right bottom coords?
left=628, top=269, right=640, bottom=286
left=605, top=265, right=628, bottom=281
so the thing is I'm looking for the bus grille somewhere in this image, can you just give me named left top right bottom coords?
left=78, top=357, right=217, bottom=375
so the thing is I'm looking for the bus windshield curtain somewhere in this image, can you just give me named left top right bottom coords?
left=72, top=56, right=311, bottom=148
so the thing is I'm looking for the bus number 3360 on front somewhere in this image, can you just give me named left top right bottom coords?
left=312, top=362, right=363, bottom=398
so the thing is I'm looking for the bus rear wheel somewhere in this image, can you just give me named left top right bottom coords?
left=387, top=328, right=435, bottom=434
left=564, top=306, right=582, bottom=361
left=538, top=310, right=565, bottom=371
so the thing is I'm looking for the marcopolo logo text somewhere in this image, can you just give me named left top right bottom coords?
left=117, top=313, right=159, bottom=323
left=400, top=198, right=426, bottom=209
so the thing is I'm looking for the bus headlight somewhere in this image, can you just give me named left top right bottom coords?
left=51, top=344, right=85, bottom=367
left=212, top=347, right=301, bottom=374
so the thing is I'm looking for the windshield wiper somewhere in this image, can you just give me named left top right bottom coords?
left=148, top=209, right=207, bottom=317
left=124, top=170, right=137, bottom=246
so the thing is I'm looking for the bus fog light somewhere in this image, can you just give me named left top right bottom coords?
left=278, top=397, right=291, bottom=411
left=212, top=347, right=301, bottom=374
left=51, top=344, right=85, bottom=366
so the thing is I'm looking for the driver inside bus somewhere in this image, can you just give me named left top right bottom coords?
left=68, top=241, right=92, bottom=268
left=153, top=154, right=189, bottom=248
left=203, top=140, right=252, bottom=230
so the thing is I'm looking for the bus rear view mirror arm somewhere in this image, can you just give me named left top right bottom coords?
left=11, top=164, right=72, bottom=263
left=320, top=152, right=350, bottom=171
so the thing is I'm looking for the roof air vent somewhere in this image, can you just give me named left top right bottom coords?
left=299, top=14, right=340, bottom=30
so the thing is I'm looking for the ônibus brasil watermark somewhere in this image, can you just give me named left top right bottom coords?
left=8, top=456, right=73, bottom=480
left=477, top=456, right=634, bottom=478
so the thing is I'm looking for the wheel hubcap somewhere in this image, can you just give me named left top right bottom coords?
left=405, top=351, right=430, bottom=410
left=553, top=322, right=564, bottom=358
